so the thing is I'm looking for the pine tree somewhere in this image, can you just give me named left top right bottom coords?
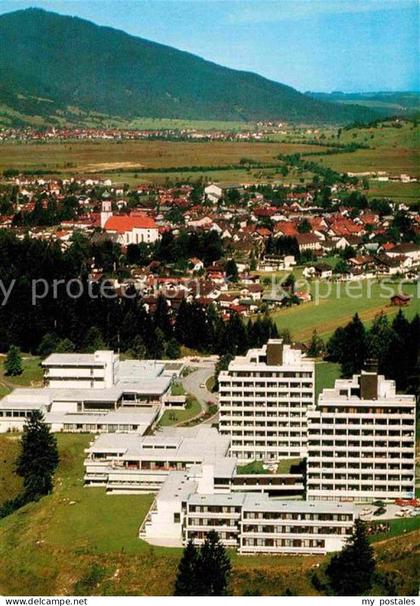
left=174, top=532, right=232, bottom=596
left=174, top=539, right=200, bottom=596
left=198, top=530, right=231, bottom=595
left=307, top=329, right=324, bottom=357
left=166, top=338, right=181, bottom=359
left=154, top=295, right=173, bottom=338
left=4, top=344, right=23, bottom=376
left=16, top=410, right=59, bottom=501
left=174, top=299, right=190, bottom=345
left=341, top=313, right=367, bottom=377
left=326, top=519, right=375, bottom=596
left=225, top=259, right=239, bottom=283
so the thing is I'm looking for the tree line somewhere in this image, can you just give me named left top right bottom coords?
left=0, top=230, right=278, bottom=357
left=326, top=311, right=420, bottom=393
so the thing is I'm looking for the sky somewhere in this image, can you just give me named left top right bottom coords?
left=0, top=0, right=418, bottom=92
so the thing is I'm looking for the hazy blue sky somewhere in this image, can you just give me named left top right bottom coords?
left=0, top=0, right=418, bottom=92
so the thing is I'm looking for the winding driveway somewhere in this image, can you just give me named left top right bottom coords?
left=181, top=363, right=217, bottom=416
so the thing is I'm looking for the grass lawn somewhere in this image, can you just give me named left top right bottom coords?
left=158, top=396, right=201, bottom=426
left=170, top=382, right=186, bottom=396
left=237, top=460, right=268, bottom=474
left=315, top=361, right=341, bottom=404
left=0, top=355, right=43, bottom=387
left=270, top=281, right=419, bottom=342
left=370, top=517, right=420, bottom=543
left=206, top=375, right=215, bottom=392
left=0, top=435, right=22, bottom=506
left=0, top=384, right=10, bottom=399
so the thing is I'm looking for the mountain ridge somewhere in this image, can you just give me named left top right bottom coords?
left=306, top=91, right=420, bottom=118
left=0, top=8, right=380, bottom=126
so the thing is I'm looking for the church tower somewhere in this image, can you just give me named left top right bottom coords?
left=100, top=199, right=113, bottom=228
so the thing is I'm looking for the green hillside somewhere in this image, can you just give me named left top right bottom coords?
left=307, top=91, right=420, bottom=118
left=0, top=8, right=379, bottom=127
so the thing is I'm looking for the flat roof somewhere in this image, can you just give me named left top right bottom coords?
left=46, top=408, right=157, bottom=432
left=242, top=495, right=355, bottom=514
left=186, top=493, right=355, bottom=513
left=118, top=360, right=164, bottom=382
left=42, top=353, right=99, bottom=366
left=157, top=471, right=197, bottom=502
left=88, top=427, right=231, bottom=461
left=188, top=493, right=247, bottom=507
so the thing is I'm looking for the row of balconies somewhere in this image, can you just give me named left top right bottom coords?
left=307, top=477, right=413, bottom=485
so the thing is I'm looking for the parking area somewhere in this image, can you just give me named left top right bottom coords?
left=356, top=502, right=420, bottom=521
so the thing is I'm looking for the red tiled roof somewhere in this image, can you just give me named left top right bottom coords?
left=296, top=233, right=320, bottom=245
left=274, top=221, right=298, bottom=237
left=104, top=214, right=157, bottom=233
left=383, top=242, right=395, bottom=251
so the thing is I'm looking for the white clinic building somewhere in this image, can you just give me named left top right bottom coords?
left=140, top=462, right=355, bottom=554
left=42, top=350, right=119, bottom=389
left=306, top=372, right=416, bottom=502
left=219, top=340, right=315, bottom=463
left=0, top=351, right=182, bottom=433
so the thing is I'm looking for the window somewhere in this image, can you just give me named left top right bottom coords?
left=174, top=513, right=181, bottom=523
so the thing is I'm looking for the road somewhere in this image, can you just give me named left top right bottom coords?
left=182, top=363, right=217, bottom=415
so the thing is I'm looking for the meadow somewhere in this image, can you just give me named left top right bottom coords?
left=367, top=181, right=419, bottom=204
left=305, top=121, right=420, bottom=179
left=0, top=140, right=326, bottom=175
left=269, top=280, right=419, bottom=342
left=1, top=121, right=417, bottom=194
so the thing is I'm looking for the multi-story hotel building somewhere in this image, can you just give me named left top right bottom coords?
left=140, top=462, right=355, bottom=554
left=307, top=372, right=416, bottom=502
left=42, top=350, right=119, bottom=389
left=219, top=340, right=315, bottom=462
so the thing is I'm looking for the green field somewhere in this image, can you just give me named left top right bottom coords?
left=0, top=140, right=327, bottom=175
left=370, top=517, right=420, bottom=543
left=315, top=362, right=341, bottom=403
left=271, top=280, right=419, bottom=342
left=158, top=396, right=201, bottom=426
left=367, top=180, right=420, bottom=204
left=0, top=355, right=43, bottom=389
left=304, top=122, right=420, bottom=179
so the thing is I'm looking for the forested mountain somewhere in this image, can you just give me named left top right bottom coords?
left=0, top=8, right=379, bottom=126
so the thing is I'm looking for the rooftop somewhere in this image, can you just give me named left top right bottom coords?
left=87, top=427, right=231, bottom=462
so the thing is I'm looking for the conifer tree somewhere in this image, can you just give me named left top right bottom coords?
left=307, top=329, right=324, bottom=357
left=174, top=532, right=231, bottom=596
left=326, top=519, right=375, bottom=596
left=16, top=410, right=59, bottom=500
left=174, top=539, right=200, bottom=596
left=198, top=530, right=232, bottom=596
left=4, top=344, right=23, bottom=376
